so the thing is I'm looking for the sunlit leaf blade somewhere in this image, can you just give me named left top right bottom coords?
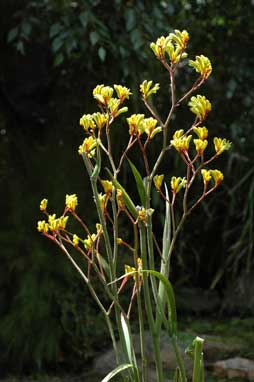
left=120, top=313, right=133, bottom=363
left=127, top=158, right=147, bottom=205
left=101, top=363, right=133, bottom=382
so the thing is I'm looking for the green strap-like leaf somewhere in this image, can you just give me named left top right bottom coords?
left=143, top=269, right=177, bottom=334
left=106, top=168, right=138, bottom=218
left=127, top=158, right=147, bottom=205
left=101, top=363, right=133, bottom=382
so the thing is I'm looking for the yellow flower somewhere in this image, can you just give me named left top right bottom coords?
left=84, top=233, right=96, bottom=250
left=73, top=234, right=79, bottom=246
left=171, top=135, right=192, bottom=153
left=40, top=198, right=48, bottom=211
left=98, top=193, right=107, bottom=210
left=150, top=36, right=170, bottom=59
left=80, top=114, right=96, bottom=131
left=58, top=215, right=69, bottom=230
left=101, top=180, right=113, bottom=194
left=108, top=97, right=128, bottom=118
left=188, top=95, right=212, bottom=121
left=210, top=169, right=224, bottom=185
left=153, top=174, right=164, bottom=190
left=116, top=189, right=125, bottom=210
left=37, top=220, right=49, bottom=233
left=66, top=194, right=78, bottom=211
left=93, top=84, right=113, bottom=105
left=201, top=169, right=212, bottom=184
left=140, top=80, right=160, bottom=99
left=173, top=129, right=184, bottom=139
left=193, top=126, right=208, bottom=140
left=78, top=136, right=97, bottom=158
left=117, top=237, right=123, bottom=245
left=96, top=223, right=103, bottom=234
left=127, top=114, right=145, bottom=136
left=125, top=258, right=142, bottom=280
left=189, top=55, right=212, bottom=79
left=92, top=112, right=108, bottom=129
left=193, top=139, right=208, bottom=155
left=137, top=207, right=154, bottom=222
left=48, top=215, right=59, bottom=231
left=171, top=176, right=187, bottom=194
left=169, top=29, right=189, bottom=49
left=213, top=137, right=231, bottom=155
left=141, top=117, right=161, bottom=138
left=114, top=84, right=132, bottom=102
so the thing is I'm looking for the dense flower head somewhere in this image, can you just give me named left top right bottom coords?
left=92, top=112, right=108, bottom=129
left=114, top=84, right=132, bottom=102
left=193, top=126, right=208, bottom=140
left=40, top=198, right=48, bottom=211
left=72, top=234, right=79, bottom=246
left=47, top=214, right=68, bottom=231
left=127, top=114, right=145, bottom=136
left=169, top=29, right=189, bottom=49
left=84, top=233, right=96, bottom=250
left=80, top=114, right=96, bottom=131
left=188, top=95, right=212, bottom=121
left=37, top=220, right=49, bottom=233
left=136, top=207, right=154, bottom=222
left=193, top=139, right=208, bottom=155
left=201, top=169, right=212, bottom=184
left=78, top=136, right=97, bottom=157
left=171, top=135, right=192, bottom=153
left=171, top=176, right=187, bottom=194
left=210, top=169, right=224, bottom=185
left=125, top=258, right=142, bottom=280
left=153, top=174, right=164, bottom=190
left=140, top=80, right=160, bottom=99
left=108, top=98, right=128, bottom=118
left=141, top=118, right=162, bottom=138
left=213, top=137, right=232, bottom=155
left=93, top=85, right=114, bottom=105
left=189, top=55, right=212, bottom=79
left=65, top=194, right=78, bottom=211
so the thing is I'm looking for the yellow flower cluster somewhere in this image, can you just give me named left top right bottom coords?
left=150, top=30, right=189, bottom=63
left=125, top=258, right=142, bottom=280
left=92, top=84, right=131, bottom=113
left=153, top=174, right=164, bottom=190
left=171, top=135, right=192, bottom=153
left=37, top=214, right=69, bottom=233
left=188, top=95, right=212, bottom=121
left=140, top=80, right=160, bottom=99
left=127, top=114, right=161, bottom=138
left=136, top=207, right=154, bottom=222
left=193, top=126, right=208, bottom=140
left=189, top=55, right=212, bottom=79
left=201, top=169, right=224, bottom=185
left=213, top=137, right=231, bottom=155
left=40, top=198, right=48, bottom=211
left=193, top=139, right=208, bottom=155
left=171, top=176, right=187, bottom=194
left=78, top=136, right=97, bottom=158
left=65, top=194, right=78, bottom=211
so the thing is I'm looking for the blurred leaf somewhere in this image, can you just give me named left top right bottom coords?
left=90, top=31, right=99, bottom=46
left=49, top=23, right=62, bottom=38
left=7, top=27, right=18, bottom=43
left=98, top=46, right=106, bottom=61
left=52, top=36, right=64, bottom=53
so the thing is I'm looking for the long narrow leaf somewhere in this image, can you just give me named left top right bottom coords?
left=120, top=313, right=133, bottom=363
left=106, top=168, right=138, bottom=218
left=143, top=269, right=177, bottom=334
left=127, top=158, right=147, bottom=205
left=101, top=363, right=133, bottom=382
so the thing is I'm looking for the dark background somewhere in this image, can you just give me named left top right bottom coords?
left=0, top=0, right=253, bottom=375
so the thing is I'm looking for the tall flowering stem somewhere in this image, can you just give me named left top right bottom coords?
left=37, top=29, right=231, bottom=382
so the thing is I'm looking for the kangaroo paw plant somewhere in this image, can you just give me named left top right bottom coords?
left=37, top=29, right=231, bottom=382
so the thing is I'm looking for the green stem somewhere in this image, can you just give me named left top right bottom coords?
left=192, top=337, right=204, bottom=382
left=172, top=335, right=187, bottom=382
left=139, top=223, right=163, bottom=382
left=134, top=224, right=146, bottom=382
